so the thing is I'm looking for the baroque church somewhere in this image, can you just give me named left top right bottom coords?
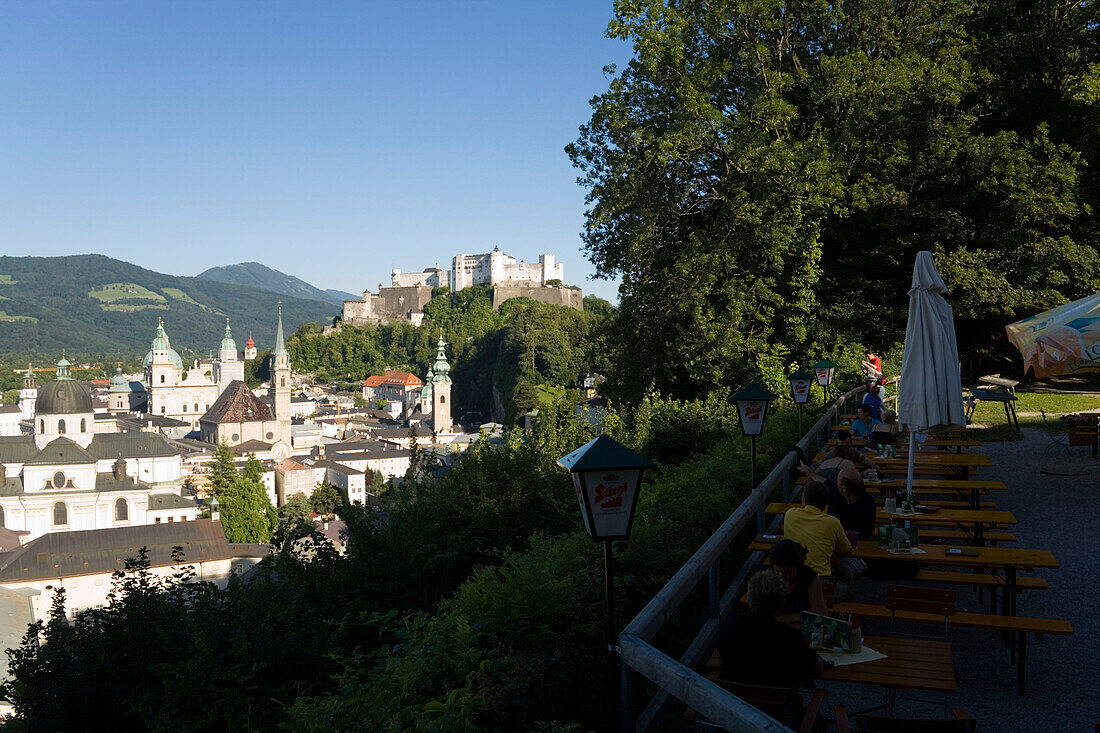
left=0, top=358, right=193, bottom=541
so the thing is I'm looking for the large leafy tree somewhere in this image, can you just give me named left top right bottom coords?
left=209, top=446, right=278, bottom=543
left=570, top=0, right=1100, bottom=400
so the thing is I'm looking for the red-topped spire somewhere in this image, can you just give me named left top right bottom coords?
left=246, top=333, right=255, bottom=348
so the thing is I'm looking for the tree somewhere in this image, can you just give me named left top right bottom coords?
left=211, top=448, right=278, bottom=543
left=310, top=482, right=342, bottom=516
left=569, top=0, right=1100, bottom=397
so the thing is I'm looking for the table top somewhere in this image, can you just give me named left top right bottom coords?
left=827, top=438, right=983, bottom=448
left=814, top=451, right=992, bottom=467
left=750, top=538, right=1059, bottom=570
left=820, top=635, right=957, bottom=694
left=799, top=477, right=1006, bottom=491
left=766, top=502, right=1016, bottom=526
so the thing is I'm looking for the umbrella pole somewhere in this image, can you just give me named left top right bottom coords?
left=906, top=432, right=916, bottom=494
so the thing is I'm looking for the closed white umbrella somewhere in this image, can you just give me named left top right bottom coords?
left=898, top=252, right=966, bottom=493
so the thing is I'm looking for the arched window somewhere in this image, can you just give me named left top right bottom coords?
left=281, top=376, right=286, bottom=387
left=114, top=498, right=128, bottom=522
left=40, top=419, right=44, bottom=433
left=80, top=418, right=86, bottom=432
left=58, top=419, right=66, bottom=434
left=160, top=374, right=165, bottom=383
left=52, top=501, right=67, bottom=526
left=0, top=505, right=5, bottom=528
left=440, top=395, right=446, bottom=404
left=182, top=404, right=187, bottom=412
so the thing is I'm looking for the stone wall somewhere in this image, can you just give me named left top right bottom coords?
left=491, top=285, right=583, bottom=311
left=342, top=285, right=435, bottom=326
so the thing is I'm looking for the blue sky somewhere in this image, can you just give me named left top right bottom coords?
left=0, top=2, right=630, bottom=302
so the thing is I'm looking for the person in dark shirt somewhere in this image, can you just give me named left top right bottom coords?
left=833, top=468, right=877, bottom=540
left=719, top=569, right=823, bottom=691
left=769, top=539, right=828, bottom=625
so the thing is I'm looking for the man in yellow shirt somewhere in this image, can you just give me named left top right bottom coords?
left=783, top=481, right=852, bottom=577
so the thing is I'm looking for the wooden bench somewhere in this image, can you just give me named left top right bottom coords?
left=830, top=601, right=1073, bottom=694
left=875, top=499, right=999, bottom=509
left=912, top=569, right=1046, bottom=612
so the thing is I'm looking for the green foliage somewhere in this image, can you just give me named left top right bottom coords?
left=211, top=448, right=278, bottom=543
left=310, top=482, right=342, bottom=516
left=569, top=0, right=1100, bottom=398
left=2, top=387, right=18, bottom=403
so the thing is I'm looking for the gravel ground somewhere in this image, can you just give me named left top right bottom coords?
left=820, top=429, right=1099, bottom=730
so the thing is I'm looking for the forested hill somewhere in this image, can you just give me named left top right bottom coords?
left=0, top=255, right=336, bottom=355
left=198, top=261, right=349, bottom=305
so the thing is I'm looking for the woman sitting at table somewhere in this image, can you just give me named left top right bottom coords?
left=813, top=430, right=875, bottom=482
left=769, top=539, right=828, bottom=625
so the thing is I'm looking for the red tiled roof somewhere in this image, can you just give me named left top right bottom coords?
left=364, top=371, right=423, bottom=388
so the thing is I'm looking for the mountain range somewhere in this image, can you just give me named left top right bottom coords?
left=197, top=262, right=357, bottom=305
left=0, top=255, right=338, bottom=356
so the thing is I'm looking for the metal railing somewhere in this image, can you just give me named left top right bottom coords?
left=619, top=379, right=897, bottom=732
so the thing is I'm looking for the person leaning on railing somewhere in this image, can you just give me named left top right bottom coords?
left=812, top=430, right=876, bottom=483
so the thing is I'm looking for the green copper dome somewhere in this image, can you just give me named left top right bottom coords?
left=143, top=320, right=183, bottom=370
left=109, top=367, right=130, bottom=393
left=431, top=336, right=451, bottom=384
left=421, top=367, right=434, bottom=400
left=220, top=319, right=237, bottom=351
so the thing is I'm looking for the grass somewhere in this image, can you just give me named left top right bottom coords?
left=88, top=282, right=166, bottom=303
left=0, top=275, right=15, bottom=284
left=0, top=309, right=38, bottom=323
left=162, top=287, right=216, bottom=313
left=535, top=383, right=566, bottom=406
left=964, top=390, right=1100, bottom=442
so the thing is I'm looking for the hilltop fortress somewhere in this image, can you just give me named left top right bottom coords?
left=342, top=248, right=582, bottom=327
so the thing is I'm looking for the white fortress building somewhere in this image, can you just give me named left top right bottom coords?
left=390, top=248, right=564, bottom=292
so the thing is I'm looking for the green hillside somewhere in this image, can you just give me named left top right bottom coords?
left=0, top=255, right=337, bottom=355
left=197, top=261, right=346, bottom=305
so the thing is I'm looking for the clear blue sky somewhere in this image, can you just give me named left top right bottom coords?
left=0, top=1, right=630, bottom=302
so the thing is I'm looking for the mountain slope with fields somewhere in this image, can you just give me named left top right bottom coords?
left=0, top=255, right=337, bottom=355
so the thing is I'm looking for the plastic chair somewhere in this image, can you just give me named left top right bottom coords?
left=836, top=705, right=976, bottom=732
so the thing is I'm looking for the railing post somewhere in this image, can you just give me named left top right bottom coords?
left=621, top=663, right=637, bottom=733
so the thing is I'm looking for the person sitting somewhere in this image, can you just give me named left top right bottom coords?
left=782, top=481, right=853, bottom=578
left=809, top=429, right=875, bottom=484
left=769, top=539, right=828, bottom=625
left=871, top=409, right=901, bottom=444
left=833, top=467, right=876, bottom=540
left=849, top=404, right=882, bottom=442
left=860, top=380, right=884, bottom=420
left=718, top=569, right=823, bottom=693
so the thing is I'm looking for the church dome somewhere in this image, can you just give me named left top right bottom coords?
left=220, top=319, right=237, bottom=351
left=143, top=320, right=183, bottom=369
left=36, top=358, right=93, bottom=415
left=109, top=367, right=131, bottom=393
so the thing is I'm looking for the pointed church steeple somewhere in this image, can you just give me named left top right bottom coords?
left=273, top=304, right=287, bottom=356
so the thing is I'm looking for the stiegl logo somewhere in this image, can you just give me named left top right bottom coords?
left=594, top=474, right=627, bottom=509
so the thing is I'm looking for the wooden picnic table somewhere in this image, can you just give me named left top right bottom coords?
left=865, top=477, right=1004, bottom=509
left=748, top=540, right=1058, bottom=618
left=820, top=635, right=957, bottom=702
left=813, top=451, right=992, bottom=480
left=767, top=503, right=1015, bottom=546
left=828, top=438, right=982, bottom=451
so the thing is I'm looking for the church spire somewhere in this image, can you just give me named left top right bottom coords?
left=273, top=304, right=287, bottom=356
left=220, top=318, right=237, bottom=351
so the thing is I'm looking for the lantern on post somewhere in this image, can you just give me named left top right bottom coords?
left=812, top=359, right=837, bottom=404
left=733, top=384, right=777, bottom=490
left=788, top=368, right=814, bottom=436
left=558, top=436, right=654, bottom=730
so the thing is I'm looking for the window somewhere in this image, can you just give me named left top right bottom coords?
left=0, top=505, right=5, bottom=528
left=167, top=516, right=174, bottom=523
left=160, top=374, right=165, bottom=383
left=182, top=404, right=187, bottom=412
left=80, top=418, right=86, bottom=432
left=40, top=419, right=44, bottom=432
left=52, top=471, right=65, bottom=489
left=440, top=396, right=445, bottom=404
left=52, top=502, right=67, bottom=526
left=58, top=419, right=66, bottom=434
left=154, top=517, right=161, bottom=524
left=114, top=498, right=128, bottom=522
left=194, top=403, right=199, bottom=413
left=266, top=432, right=273, bottom=440
left=281, top=376, right=286, bottom=387
left=160, top=406, right=166, bottom=414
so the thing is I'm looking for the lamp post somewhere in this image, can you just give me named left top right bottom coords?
left=812, top=359, right=837, bottom=405
left=788, top=368, right=814, bottom=436
left=733, top=384, right=777, bottom=490
left=558, top=435, right=654, bottom=730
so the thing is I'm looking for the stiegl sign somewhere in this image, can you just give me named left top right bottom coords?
left=558, top=435, right=655, bottom=541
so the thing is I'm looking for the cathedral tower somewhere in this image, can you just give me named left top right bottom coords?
left=270, top=306, right=292, bottom=444
left=214, top=319, right=244, bottom=392
left=430, top=336, right=452, bottom=435
left=19, top=364, right=37, bottom=420
left=244, top=333, right=257, bottom=361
